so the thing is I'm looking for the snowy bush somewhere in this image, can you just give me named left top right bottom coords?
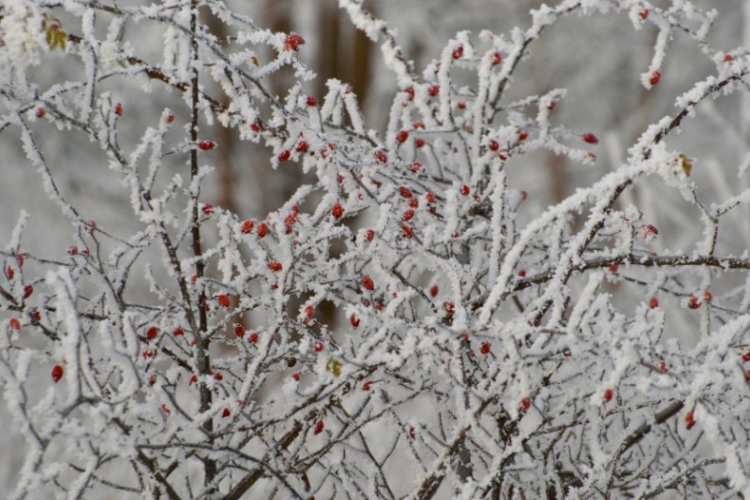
left=2, top=0, right=750, bottom=498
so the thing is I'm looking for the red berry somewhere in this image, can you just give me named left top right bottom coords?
left=114, top=103, right=123, bottom=116
left=401, top=226, right=414, bottom=239
left=249, top=332, right=259, bottom=343
left=68, top=246, right=79, bottom=256
left=250, top=123, right=261, bottom=133
left=408, top=162, right=423, bottom=174
left=232, top=325, right=244, bottom=338
left=547, top=102, right=557, bottom=111
left=256, top=223, right=268, bottom=238
left=396, top=130, right=409, bottom=143
left=198, top=140, right=215, bottom=151
left=425, top=192, right=435, bottom=204
left=365, top=230, right=375, bottom=242
left=292, top=373, right=300, bottom=381
left=222, top=408, right=231, bottom=418
left=403, top=87, right=415, bottom=100
left=639, top=9, right=649, bottom=20
left=362, top=275, right=375, bottom=291
left=268, top=261, right=282, bottom=272
left=409, top=427, right=416, bottom=439
left=459, top=185, right=470, bottom=196
left=643, top=225, right=659, bottom=237
left=202, top=204, right=214, bottom=215
left=604, top=389, right=614, bottom=402
left=278, top=150, right=291, bottom=162
left=142, top=350, right=153, bottom=359
left=52, top=365, right=64, bottom=383
left=609, top=265, right=619, bottom=273
left=399, top=186, right=413, bottom=198
left=520, top=190, right=528, bottom=201
left=659, top=361, right=668, bottom=373
left=725, top=54, right=734, bottom=63
left=314, top=421, right=324, bottom=435
left=350, top=314, right=360, bottom=328
left=703, top=291, right=712, bottom=303
left=241, top=220, right=254, bottom=234
left=743, top=352, right=750, bottom=363
left=649, top=70, right=661, bottom=86
left=443, top=301, right=455, bottom=314
left=649, top=297, right=659, bottom=309
left=519, top=398, right=531, bottom=413
left=685, top=411, right=695, bottom=429
left=491, top=52, right=502, bottom=66
left=415, top=138, right=425, bottom=148
left=166, top=112, right=174, bottom=123
left=149, top=375, right=157, bottom=386
left=518, top=270, right=526, bottom=278
left=374, top=151, right=388, bottom=164
left=306, top=95, right=318, bottom=106
left=489, top=140, right=499, bottom=151
left=312, top=341, right=324, bottom=353
left=688, top=297, right=700, bottom=309
left=146, top=327, right=159, bottom=340
left=518, top=131, right=528, bottom=141
left=583, top=133, right=598, bottom=144
left=402, top=210, right=415, bottom=222
left=363, top=381, right=372, bottom=391
left=23, top=285, right=33, bottom=299
left=457, top=101, right=466, bottom=110
left=214, top=372, right=223, bottom=381
left=409, top=198, right=419, bottom=208
left=85, top=220, right=97, bottom=233
left=480, top=342, right=491, bottom=355
left=218, top=295, right=231, bottom=308
left=295, top=141, right=308, bottom=153
left=332, top=204, right=344, bottom=220
left=303, top=305, right=315, bottom=322
left=428, top=85, right=440, bottom=97
left=9, top=318, right=20, bottom=331
left=36, top=107, right=46, bottom=118
left=284, top=33, right=305, bottom=52
left=452, top=46, right=464, bottom=60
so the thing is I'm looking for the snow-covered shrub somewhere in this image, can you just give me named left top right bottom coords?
left=2, top=0, right=750, bottom=498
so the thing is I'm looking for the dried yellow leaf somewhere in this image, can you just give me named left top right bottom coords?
left=679, top=154, right=692, bottom=177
